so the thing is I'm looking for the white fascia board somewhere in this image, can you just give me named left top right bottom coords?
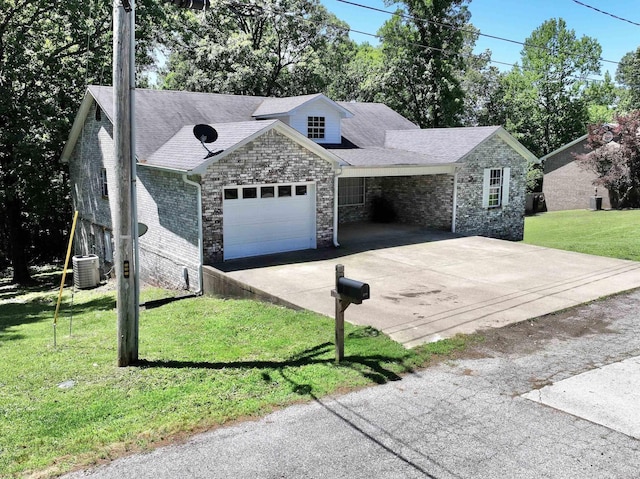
left=137, top=162, right=191, bottom=175
left=255, top=95, right=354, bottom=120
left=189, top=120, right=342, bottom=175
left=300, top=94, right=354, bottom=118
left=337, top=164, right=458, bottom=178
left=61, top=91, right=95, bottom=163
left=495, top=127, right=539, bottom=163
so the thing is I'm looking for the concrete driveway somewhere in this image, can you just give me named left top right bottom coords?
left=218, top=224, right=640, bottom=347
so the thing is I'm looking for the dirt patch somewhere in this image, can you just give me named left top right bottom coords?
left=460, top=292, right=628, bottom=358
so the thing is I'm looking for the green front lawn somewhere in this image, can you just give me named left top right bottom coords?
left=523, top=209, right=640, bottom=261
left=0, top=283, right=473, bottom=478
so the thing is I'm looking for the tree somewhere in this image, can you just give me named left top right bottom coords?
left=458, top=25, right=506, bottom=127
left=616, top=46, right=640, bottom=113
left=583, top=71, right=619, bottom=124
left=161, top=0, right=351, bottom=96
left=577, top=111, right=640, bottom=208
left=501, top=18, right=602, bottom=157
left=0, top=1, right=173, bottom=283
left=376, top=0, right=470, bottom=128
left=326, top=42, right=385, bottom=103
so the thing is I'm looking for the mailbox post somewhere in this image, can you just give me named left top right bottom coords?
left=330, top=264, right=370, bottom=363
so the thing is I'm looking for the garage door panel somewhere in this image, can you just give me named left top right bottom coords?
left=226, top=237, right=313, bottom=259
left=223, top=184, right=317, bottom=260
left=224, top=220, right=314, bottom=245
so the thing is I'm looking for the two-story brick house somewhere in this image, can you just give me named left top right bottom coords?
left=62, top=86, right=535, bottom=291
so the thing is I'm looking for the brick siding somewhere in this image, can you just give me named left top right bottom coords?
left=542, top=138, right=611, bottom=211
left=454, top=135, right=527, bottom=241
left=200, top=129, right=335, bottom=263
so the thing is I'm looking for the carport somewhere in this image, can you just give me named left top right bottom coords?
left=212, top=225, right=640, bottom=348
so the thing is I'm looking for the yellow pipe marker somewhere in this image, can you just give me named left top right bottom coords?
left=54, top=210, right=79, bottom=329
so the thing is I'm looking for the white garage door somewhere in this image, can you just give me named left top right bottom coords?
left=223, top=183, right=317, bottom=260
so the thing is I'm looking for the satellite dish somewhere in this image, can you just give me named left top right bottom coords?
left=193, top=124, right=223, bottom=159
left=603, top=131, right=614, bottom=143
left=193, top=124, right=218, bottom=143
left=138, top=223, right=148, bottom=237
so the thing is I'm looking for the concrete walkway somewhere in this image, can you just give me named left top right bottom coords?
left=63, top=290, right=640, bottom=479
left=219, top=226, right=640, bottom=347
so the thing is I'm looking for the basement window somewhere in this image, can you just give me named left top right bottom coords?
left=100, top=168, right=108, bottom=198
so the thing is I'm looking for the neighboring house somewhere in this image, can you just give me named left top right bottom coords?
left=62, top=86, right=534, bottom=291
left=542, top=135, right=611, bottom=211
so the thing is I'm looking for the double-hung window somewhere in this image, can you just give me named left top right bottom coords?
left=482, top=167, right=510, bottom=208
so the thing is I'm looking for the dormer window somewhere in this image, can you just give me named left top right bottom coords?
left=307, top=116, right=325, bottom=139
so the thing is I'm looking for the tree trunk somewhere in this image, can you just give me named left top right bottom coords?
left=7, top=196, right=32, bottom=284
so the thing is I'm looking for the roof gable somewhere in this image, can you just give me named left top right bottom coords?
left=61, top=86, right=266, bottom=163
left=252, top=94, right=353, bottom=119
left=384, top=126, right=536, bottom=164
left=144, top=119, right=342, bottom=174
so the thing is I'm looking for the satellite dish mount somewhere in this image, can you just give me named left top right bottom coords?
left=193, top=124, right=223, bottom=159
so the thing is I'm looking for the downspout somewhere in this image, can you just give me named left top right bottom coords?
left=451, top=170, right=458, bottom=233
left=182, top=174, right=203, bottom=294
left=333, top=168, right=342, bottom=247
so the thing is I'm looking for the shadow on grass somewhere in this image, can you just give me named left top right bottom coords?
left=141, top=340, right=439, bottom=478
left=0, top=294, right=115, bottom=334
left=137, top=342, right=405, bottom=384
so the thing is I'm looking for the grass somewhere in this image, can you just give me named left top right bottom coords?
left=0, top=278, right=477, bottom=479
left=523, top=209, right=640, bottom=261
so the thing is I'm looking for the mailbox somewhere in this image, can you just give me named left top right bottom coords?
left=337, top=277, right=370, bottom=304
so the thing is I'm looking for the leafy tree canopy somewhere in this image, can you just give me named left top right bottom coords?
left=0, top=0, right=177, bottom=283
left=616, top=46, right=640, bottom=113
left=375, top=0, right=470, bottom=128
left=501, top=18, right=602, bottom=157
left=160, top=0, right=352, bottom=96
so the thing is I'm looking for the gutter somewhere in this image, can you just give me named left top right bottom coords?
left=182, top=174, right=204, bottom=294
left=452, top=170, right=458, bottom=233
left=333, top=168, right=342, bottom=247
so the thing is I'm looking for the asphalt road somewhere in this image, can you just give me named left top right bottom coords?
left=64, top=289, right=640, bottom=479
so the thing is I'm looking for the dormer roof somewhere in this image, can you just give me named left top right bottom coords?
left=252, top=93, right=353, bottom=119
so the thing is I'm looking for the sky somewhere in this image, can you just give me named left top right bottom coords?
left=321, top=0, right=640, bottom=80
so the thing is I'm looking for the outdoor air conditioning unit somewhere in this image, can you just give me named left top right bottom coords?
left=72, top=254, right=100, bottom=289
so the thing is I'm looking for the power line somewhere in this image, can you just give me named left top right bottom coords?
left=347, top=26, right=604, bottom=83
left=209, top=0, right=607, bottom=83
left=336, top=0, right=620, bottom=66
left=571, top=0, right=640, bottom=27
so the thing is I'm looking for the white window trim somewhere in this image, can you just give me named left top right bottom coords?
left=482, top=167, right=510, bottom=208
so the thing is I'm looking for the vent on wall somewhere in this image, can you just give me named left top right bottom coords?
left=73, top=254, right=100, bottom=289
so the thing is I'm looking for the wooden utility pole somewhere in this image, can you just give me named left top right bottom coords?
left=113, top=0, right=138, bottom=366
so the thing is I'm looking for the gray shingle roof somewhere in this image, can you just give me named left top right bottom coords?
left=77, top=87, right=530, bottom=171
left=145, top=120, right=279, bottom=171
left=384, top=126, right=502, bottom=163
left=89, top=86, right=264, bottom=161
left=336, top=102, right=419, bottom=148
left=327, top=148, right=448, bottom=167
left=251, top=94, right=324, bottom=117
